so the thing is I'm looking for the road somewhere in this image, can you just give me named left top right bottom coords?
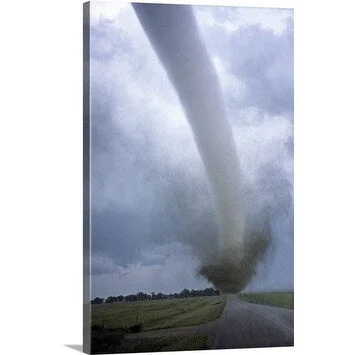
left=213, top=294, right=294, bottom=349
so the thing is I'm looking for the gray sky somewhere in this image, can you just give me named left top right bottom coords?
left=89, top=2, right=293, bottom=298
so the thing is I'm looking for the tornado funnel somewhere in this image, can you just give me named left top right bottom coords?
left=133, top=3, right=261, bottom=292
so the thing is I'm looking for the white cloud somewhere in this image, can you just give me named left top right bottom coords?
left=235, top=109, right=293, bottom=184
left=90, top=1, right=129, bottom=26
left=212, top=56, right=247, bottom=101
left=91, top=244, right=211, bottom=298
left=195, top=5, right=293, bottom=34
left=91, top=254, right=130, bottom=276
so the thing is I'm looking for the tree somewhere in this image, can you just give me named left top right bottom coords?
left=125, top=294, right=137, bottom=302
left=96, top=287, right=220, bottom=305
left=190, top=289, right=197, bottom=297
left=179, top=288, right=190, bottom=298
left=105, top=296, right=117, bottom=303
left=117, top=295, right=125, bottom=302
left=137, top=292, right=150, bottom=301
left=91, top=297, right=104, bottom=304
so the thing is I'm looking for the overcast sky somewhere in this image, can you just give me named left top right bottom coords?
left=89, top=2, right=294, bottom=298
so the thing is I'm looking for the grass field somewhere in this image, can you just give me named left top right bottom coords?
left=237, top=291, right=294, bottom=309
left=91, top=329, right=208, bottom=354
left=115, top=335, right=208, bottom=353
left=91, top=295, right=226, bottom=332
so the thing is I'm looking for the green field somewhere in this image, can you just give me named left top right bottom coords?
left=90, top=330, right=208, bottom=354
left=115, top=335, right=208, bottom=353
left=91, top=295, right=226, bottom=332
left=237, top=291, right=294, bottom=309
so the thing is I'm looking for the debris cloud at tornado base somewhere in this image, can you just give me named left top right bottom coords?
left=132, top=3, right=270, bottom=293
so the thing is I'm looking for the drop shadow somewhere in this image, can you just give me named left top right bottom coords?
left=64, top=344, right=82, bottom=352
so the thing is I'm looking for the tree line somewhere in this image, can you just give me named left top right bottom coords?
left=91, top=287, right=220, bottom=304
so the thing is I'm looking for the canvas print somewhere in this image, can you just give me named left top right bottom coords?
left=83, top=1, right=294, bottom=354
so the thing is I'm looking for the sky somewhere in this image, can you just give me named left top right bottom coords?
left=89, top=2, right=294, bottom=298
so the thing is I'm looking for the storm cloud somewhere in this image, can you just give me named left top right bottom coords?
left=89, top=3, right=293, bottom=298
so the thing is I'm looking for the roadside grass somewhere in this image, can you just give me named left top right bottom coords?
left=237, top=291, right=294, bottom=309
left=91, top=296, right=226, bottom=332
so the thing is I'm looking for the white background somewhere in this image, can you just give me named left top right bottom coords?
left=0, top=0, right=354, bottom=354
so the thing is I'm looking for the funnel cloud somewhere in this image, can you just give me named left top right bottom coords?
left=133, top=3, right=273, bottom=292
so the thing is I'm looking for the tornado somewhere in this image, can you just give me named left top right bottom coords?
left=133, top=3, right=266, bottom=292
